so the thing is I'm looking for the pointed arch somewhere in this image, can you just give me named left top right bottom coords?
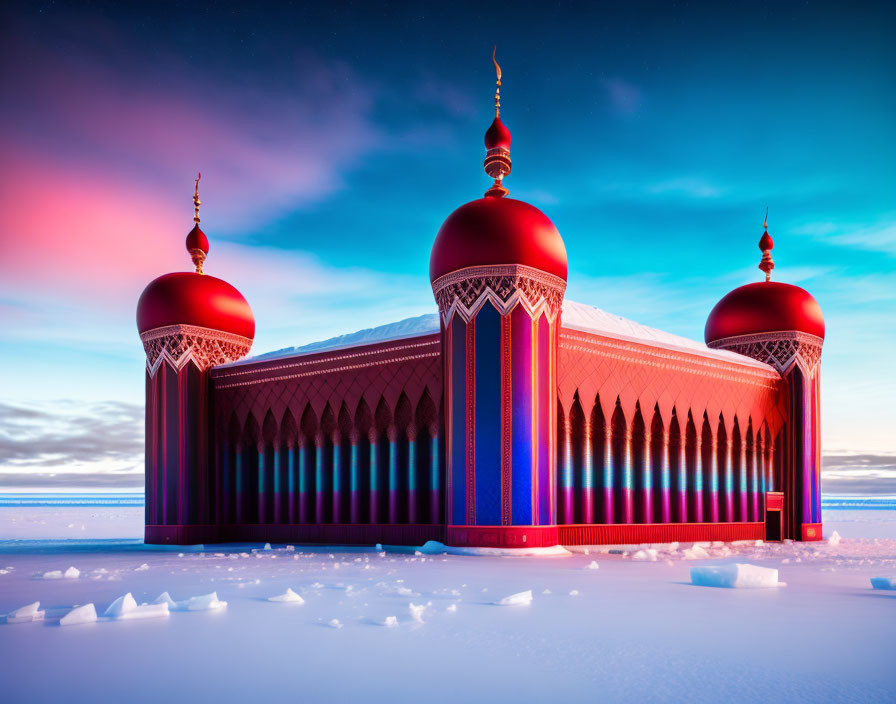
left=701, top=412, right=714, bottom=523
left=650, top=405, right=666, bottom=523
left=590, top=397, right=607, bottom=524
left=669, top=407, right=685, bottom=523
left=611, top=400, right=630, bottom=524
left=631, top=404, right=648, bottom=523
left=415, top=390, right=440, bottom=524
left=569, top=394, right=588, bottom=523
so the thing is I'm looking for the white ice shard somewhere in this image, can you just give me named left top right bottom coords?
left=42, top=570, right=63, bottom=579
left=828, top=531, right=842, bottom=546
left=327, top=618, right=343, bottom=629
left=60, top=603, right=97, bottom=626
left=495, top=590, right=533, bottom=606
left=632, top=549, right=658, bottom=561
left=63, top=566, right=80, bottom=579
left=268, top=588, right=305, bottom=603
left=104, top=593, right=169, bottom=620
left=152, top=591, right=226, bottom=611
left=585, top=561, right=600, bottom=570
left=135, top=563, right=150, bottom=571
left=690, top=563, right=785, bottom=589
left=380, top=615, right=398, bottom=627
left=6, top=601, right=45, bottom=624
left=870, top=577, right=895, bottom=590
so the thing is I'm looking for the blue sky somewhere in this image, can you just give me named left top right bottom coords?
left=0, top=0, right=894, bottom=492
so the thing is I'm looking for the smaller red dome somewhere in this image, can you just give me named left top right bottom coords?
left=705, top=281, right=824, bottom=343
left=186, top=224, right=209, bottom=254
left=430, top=197, right=567, bottom=282
left=759, top=231, right=774, bottom=252
left=137, top=272, right=255, bottom=339
left=485, top=116, right=511, bottom=151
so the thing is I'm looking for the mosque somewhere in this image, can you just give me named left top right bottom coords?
left=137, top=58, right=825, bottom=547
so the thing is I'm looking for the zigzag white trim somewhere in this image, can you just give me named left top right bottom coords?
left=140, top=324, right=253, bottom=377
left=432, top=264, right=566, bottom=324
left=707, top=330, right=823, bottom=377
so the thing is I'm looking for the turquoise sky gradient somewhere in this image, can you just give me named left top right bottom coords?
left=0, top=1, right=894, bottom=492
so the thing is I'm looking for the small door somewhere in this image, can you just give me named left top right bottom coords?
left=765, top=508, right=782, bottom=541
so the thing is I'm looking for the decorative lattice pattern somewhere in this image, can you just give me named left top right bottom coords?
left=432, top=264, right=567, bottom=324
left=141, top=324, right=253, bottom=376
left=707, top=331, right=823, bottom=376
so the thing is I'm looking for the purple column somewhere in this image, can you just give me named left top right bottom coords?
left=582, top=414, right=595, bottom=524
left=314, top=433, right=325, bottom=524
left=349, top=432, right=361, bottom=524
left=559, top=409, right=574, bottom=524
left=388, top=425, right=399, bottom=524
left=603, top=424, right=614, bottom=524
left=429, top=430, right=441, bottom=524
left=642, top=428, right=653, bottom=523
left=408, top=428, right=419, bottom=525
left=369, top=430, right=381, bottom=524
left=676, top=425, right=687, bottom=523
left=298, top=442, right=310, bottom=523
left=331, top=435, right=343, bottom=524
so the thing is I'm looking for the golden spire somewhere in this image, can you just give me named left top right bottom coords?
left=492, top=45, right=502, bottom=118
left=193, top=172, right=201, bottom=224
left=763, top=205, right=768, bottom=231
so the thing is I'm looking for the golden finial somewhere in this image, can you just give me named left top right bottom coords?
left=492, top=45, right=502, bottom=118
left=758, top=206, right=775, bottom=282
left=193, top=172, right=201, bottom=224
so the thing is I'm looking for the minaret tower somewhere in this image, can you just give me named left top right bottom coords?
left=429, top=51, right=569, bottom=547
left=136, top=175, right=255, bottom=544
left=705, top=212, right=825, bottom=540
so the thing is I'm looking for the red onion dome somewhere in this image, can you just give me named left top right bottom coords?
left=430, top=197, right=568, bottom=282
left=485, top=116, right=511, bottom=151
left=137, top=172, right=254, bottom=339
left=705, top=281, right=824, bottom=343
left=137, top=272, right=255, bottom=339
left=185, top=224, right=209, bottom=255
left=706, top=213, right=824, bottom=343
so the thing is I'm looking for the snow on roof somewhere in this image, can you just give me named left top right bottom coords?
left=223, top=301, right=772, bottom=371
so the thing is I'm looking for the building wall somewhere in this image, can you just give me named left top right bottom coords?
left=557, top=329, right=787, bottom=531
left=210, top=334, right=444, bottom=535
left=203, top=328, right=786, bottom=543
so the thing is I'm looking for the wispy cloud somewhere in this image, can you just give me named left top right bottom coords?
left=793, top=218, right=896, bottom=256
left=0, top=400, right=143, bottom=489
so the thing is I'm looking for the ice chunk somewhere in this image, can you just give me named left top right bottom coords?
left=380, top=615, right=398, bottom=627
left=263, top=543, right=272, bottom=551
left=6, top=601, right=45, bottom=624
left=152, top=591, right=226, bottom=611
left=632, top=549, right=658, bottom=561
left=828, top=531, right=842, bottom=546
left=409, top=602, right=426, bottom=623
left=569, top=589, right=580, bottom=596
left=683, top=545, right=710, bottom=560
left=690, top=563, right=785, bottom=589
left=64, top=566, right=80, bottom=579
left=153, top=592, right=178, bottom=610
left=268, top=588, right=305, bottom=603
left=184, top=592, right=227, bottom=611
left=104, top=592, right=138, bottom=617
left=42, top=570, right=63, bottom=579
left=870, top=577, right=896, bottom=590
left=327, top=618, right=343, bottom=629
left=135, top=563, right=150, bottom=572
left=446, top=604, right=457, bottom=612
left=495, top=590, right=533, bottom=606
left=60, top=603, right=97, bottom=626
left=104, top=593, right=169, bottom=620
left=585, top=561, right=600, bottom=570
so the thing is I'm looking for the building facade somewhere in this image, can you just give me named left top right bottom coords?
left=137, top=66, right=825, bottom=547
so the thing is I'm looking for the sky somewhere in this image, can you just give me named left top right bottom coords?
left=0, top=0, right=894, bottom=494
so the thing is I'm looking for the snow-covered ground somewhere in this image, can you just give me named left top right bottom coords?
left=0, top=509, right=894, bottom=703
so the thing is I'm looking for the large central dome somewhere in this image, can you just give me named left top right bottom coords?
left=430, top=196, right=568, bottom=282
